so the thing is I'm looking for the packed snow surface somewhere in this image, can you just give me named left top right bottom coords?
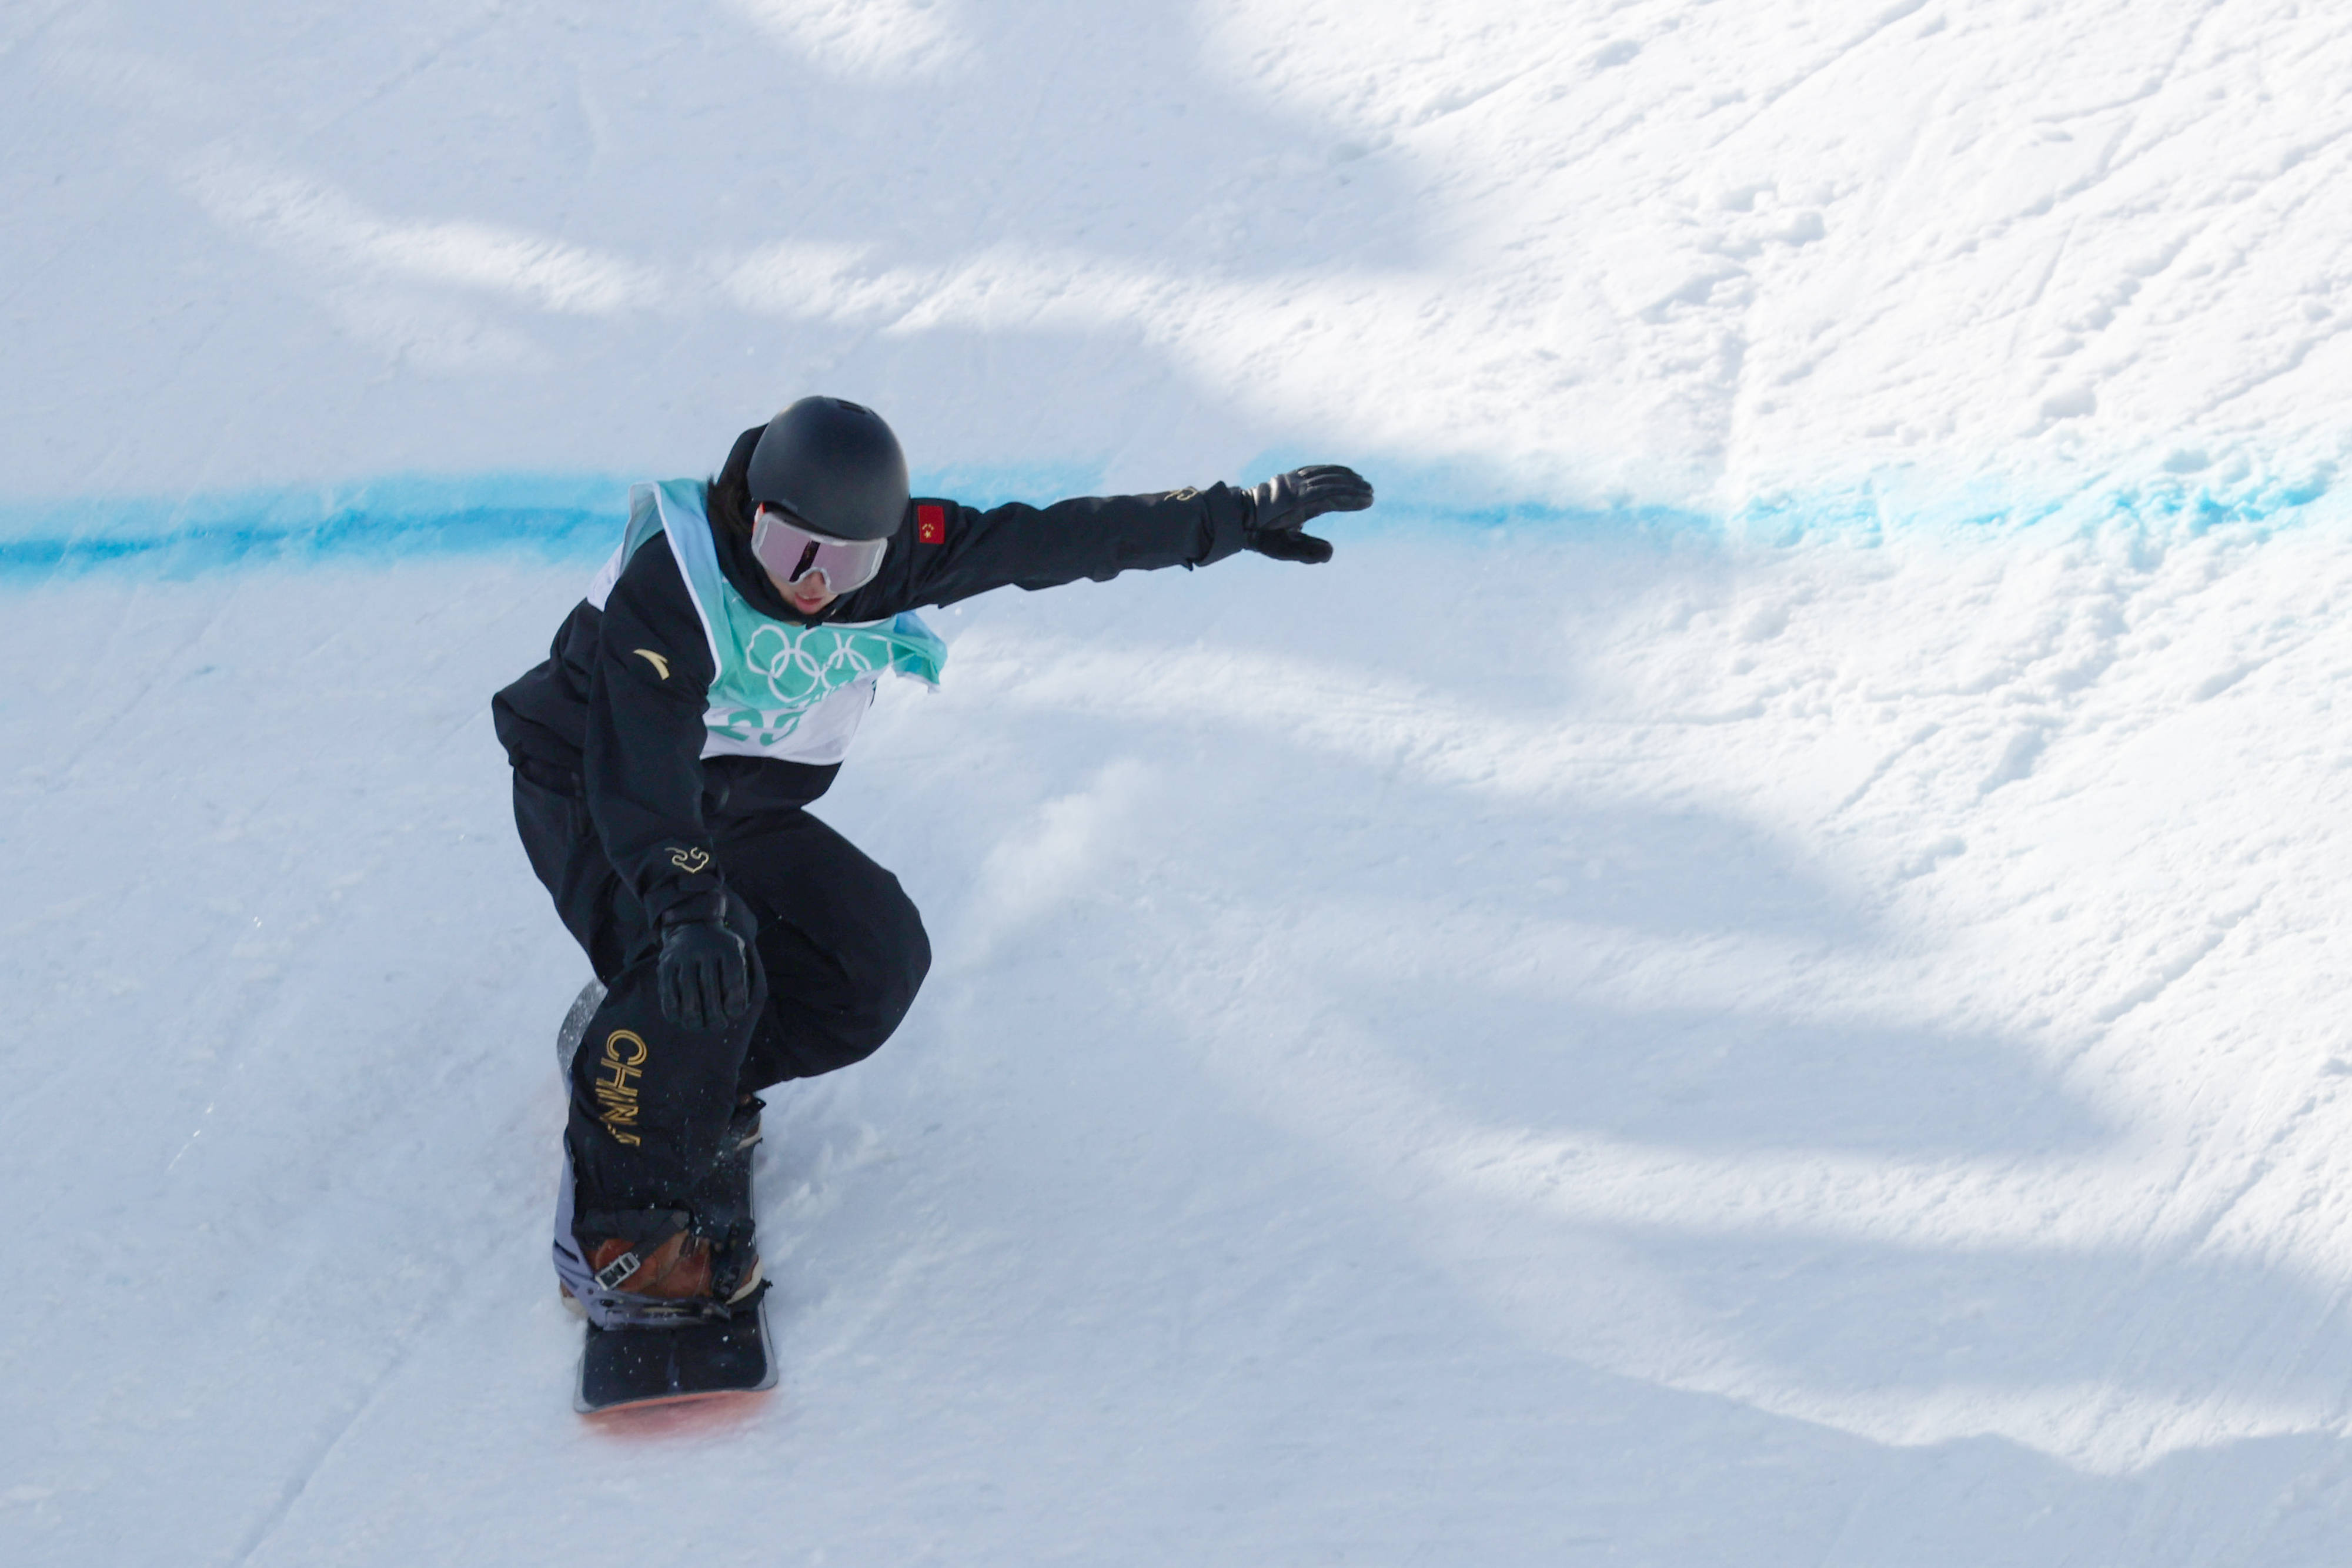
left=9, top=2, right=2352, bottom=1564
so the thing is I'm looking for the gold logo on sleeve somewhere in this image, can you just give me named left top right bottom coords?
left=669, top=847, right=711, bottom=874
left=632, top=649, right=671, bottom=680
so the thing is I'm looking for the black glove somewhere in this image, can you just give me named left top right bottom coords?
left=1242, top=464, right=1374, bottom=564
left=657, top=911, right=751, bottom=1031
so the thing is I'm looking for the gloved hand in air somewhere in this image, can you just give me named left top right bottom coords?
left=657, top=909, right=751, bottom=1031
left=1242, top=465, right=1375, bottom=564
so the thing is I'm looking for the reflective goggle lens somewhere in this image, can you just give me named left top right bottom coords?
left=751, top=506, right=889, bottom=595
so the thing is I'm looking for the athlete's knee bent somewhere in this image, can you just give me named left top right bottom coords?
left=840, top=877, right=930, bottom=1056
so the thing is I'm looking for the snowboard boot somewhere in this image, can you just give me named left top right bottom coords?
left=690, top=1094, right=764, bottom=1238
left=554, top=1098, right=766, bottom=1329
left=670, top=1092, right=764, bottom=1311
left=560, top=1211, right=763, bottom=1328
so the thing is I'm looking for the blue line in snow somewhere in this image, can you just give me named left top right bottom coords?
left=0, top=460, right=2335, bottom=583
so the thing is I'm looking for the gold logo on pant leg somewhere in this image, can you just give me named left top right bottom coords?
left=594, top=1029, right=647, bottom=1147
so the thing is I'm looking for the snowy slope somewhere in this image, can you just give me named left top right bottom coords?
left=8, top=0, right=2349, bottom=509
left=9, top=3, right=2352, bottom=1566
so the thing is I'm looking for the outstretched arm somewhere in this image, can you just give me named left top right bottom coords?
left=847, top=466, right=1374, bottom=614
left=895, top=484, right=1251, bottom=610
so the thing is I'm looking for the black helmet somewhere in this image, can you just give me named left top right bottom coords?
left=745, top=396, right=909, bottom=543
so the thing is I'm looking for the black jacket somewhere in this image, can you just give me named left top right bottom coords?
left=493, top=427, right=1255, bottom=924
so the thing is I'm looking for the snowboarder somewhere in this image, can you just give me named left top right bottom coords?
left=493, top=396, right=1372, bottom=1333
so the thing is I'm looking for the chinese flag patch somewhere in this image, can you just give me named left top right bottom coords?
left=916, top=503, right=947, bottom=544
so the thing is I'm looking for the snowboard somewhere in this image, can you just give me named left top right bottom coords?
left=556, top=977, right=778, bottom=1414
left=576, top=1295, right=778, bottom=1413
left=556, top=977, right=606, bottom=1078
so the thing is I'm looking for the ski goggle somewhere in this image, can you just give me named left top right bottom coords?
left=750, top=504, right=889, bottom=596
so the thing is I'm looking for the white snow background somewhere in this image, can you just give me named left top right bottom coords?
left=7, top=1, right=2352, bottom=1562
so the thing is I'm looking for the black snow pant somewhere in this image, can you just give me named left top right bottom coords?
left=511, top=768, right=930, bottom=1214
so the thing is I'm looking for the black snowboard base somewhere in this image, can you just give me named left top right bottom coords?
left=575, top=1295, right=777, bottom=1413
